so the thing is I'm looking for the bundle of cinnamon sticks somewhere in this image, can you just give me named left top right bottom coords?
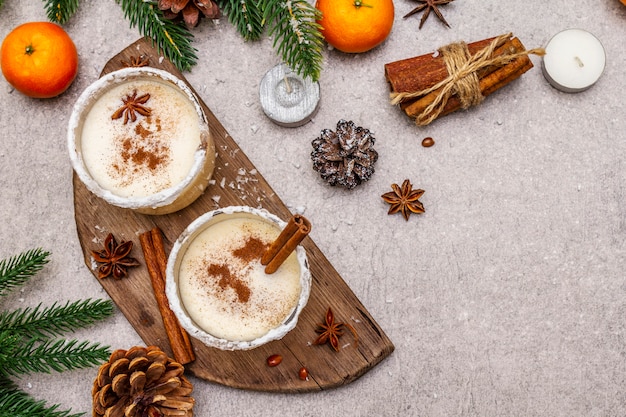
left=385, top=33, right=544, bottom=126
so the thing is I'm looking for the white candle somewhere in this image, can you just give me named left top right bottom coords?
left=542, top=29, right=606, bottom=93
left=259, top=63, right=320, bottom=127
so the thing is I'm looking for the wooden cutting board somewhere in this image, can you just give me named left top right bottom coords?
left=73, top=38, right=394, bottom=392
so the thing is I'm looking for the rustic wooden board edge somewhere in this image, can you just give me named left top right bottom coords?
left=72, top=37, right=394, bottom=393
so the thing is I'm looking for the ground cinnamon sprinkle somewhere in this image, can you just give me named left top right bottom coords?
left=205, top=237, right=269, bottom=304
left=208, top=263, right=251, bottom=303
left=112, top=117, right=170, bottom=178
left=232, top=237, right=269, bottom=263
left=120, top=137, right=168, bottom=171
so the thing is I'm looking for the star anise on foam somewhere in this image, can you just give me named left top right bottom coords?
left=91, top=233, right=140, bottom=280
left=404, top=0, right=455, bottom=29
left=313, top=308, right=358, bottom=352
left=111, top=90, right=152, bottom=125
left=381, top=179, right=425, bottom=221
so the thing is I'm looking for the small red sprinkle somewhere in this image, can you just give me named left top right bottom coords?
left=298, top=366, right=309, bottom=380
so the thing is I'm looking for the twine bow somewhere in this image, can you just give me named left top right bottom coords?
left=390, top=33, right=545, bottom=126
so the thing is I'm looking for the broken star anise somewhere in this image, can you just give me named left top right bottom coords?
left=313, top=307, right=358, bottom=352
left=381, top=179, right=425, bottom=221
left=404, top=0, right=455, bottom=29
left=121, top=55, right=150, bottom=68
left=91, top=233, right=140, bottom=280
left=111, top=90, right=152, bottom=124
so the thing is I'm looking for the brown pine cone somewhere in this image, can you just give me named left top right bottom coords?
left=311, top=119, right=379, bottom=189
left=92, top=346, right=194, bottom=417
left=158, top=0, right=220, bottom=28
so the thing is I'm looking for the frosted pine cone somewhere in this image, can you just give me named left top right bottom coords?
left=311, top=120, right=379, bottom=189
left=92, top=346, right=194, bottom=417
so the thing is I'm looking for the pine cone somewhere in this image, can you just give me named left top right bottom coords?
left=92, top=346, right=194, bottom=417
left=311, top=119, right=379, bottom=189
left=158, top=0, right=220, bottom=28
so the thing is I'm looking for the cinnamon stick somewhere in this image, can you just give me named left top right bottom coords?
left=140, top=227, right=195, bottom=365
left=261, top=214, right=311, bottom=274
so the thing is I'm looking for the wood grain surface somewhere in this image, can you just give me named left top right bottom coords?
left=73, top=38, right=394, bottom=392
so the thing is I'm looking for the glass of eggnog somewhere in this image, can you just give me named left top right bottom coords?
left=67, top=67, right=215, bottom=215
left=166, top=206, right=311, bottom=351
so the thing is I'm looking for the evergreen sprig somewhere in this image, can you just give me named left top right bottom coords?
left=0, top=249, right=114, bottom=417
left=217, top=0, right=264, bottom=41
left=115, top=0, right=198, bottom=72
left=0, top=338, right=110, bottom=378
left=0, top=299, right=114, bottom=341
left=261, top=0, right=324, bottom=81
left=36, top=0, right=325, bottom=79
left=0, top=249, right=49, bottom=298
left=42, top=0, right=80, bottom=24
left=0, top=378, right=82, bottom=417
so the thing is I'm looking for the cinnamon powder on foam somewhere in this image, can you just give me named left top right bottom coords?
left=206, top=236, right=269, bottom=304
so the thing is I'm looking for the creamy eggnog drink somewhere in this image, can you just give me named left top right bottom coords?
left=166, top=207, right=311, bottom=350
left=68, top=67, right=215, bottom=215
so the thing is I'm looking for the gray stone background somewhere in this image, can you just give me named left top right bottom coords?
left=1, top=0, right=625, bottom=416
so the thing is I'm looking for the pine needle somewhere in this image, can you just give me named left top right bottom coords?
left=0, top=249, right=113, bottom=416
left=261, top=0, right=324, bottom=81
left=42, top=0, right=80, bottom=24
left=0, top=249, right=49, bottom=298
left=0, top=338, right=110, bottom=378
left=217, top=0, right=264, bottom=41
left=0, top=378, right=82, bottom=417
left=115, top=0, right=198, bottom=72
left=0, top=299, right=114, bottom=341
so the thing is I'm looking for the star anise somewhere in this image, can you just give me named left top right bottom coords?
left=111, top=90, right=152, bottom=124
left=121, top=55, right=150, bottom=68
left=404, top=0, right=455, bottom=29
left=381, top=179, right=425, bottom=221
left=313, top=308, right=358, bottom=352
left=91, top=233, right=140, bottom=280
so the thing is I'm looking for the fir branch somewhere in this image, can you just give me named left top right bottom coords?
left=0, top=299, right=114, bottom=341
left=262, top=0, right=324, bottom=81
left=116, top=0, right=198, bottom=72
left=0, top=339, right=110, bottom=378
left=42, top=0, right=80, bottom=24
left=0, top=378, right=81, bottom=417
left=0, top=331, right=20, bottom=359
left=0, top=249, right=49, bottom=298
left=217, top=0, right=264, bottom=41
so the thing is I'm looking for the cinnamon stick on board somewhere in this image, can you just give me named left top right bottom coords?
left=139, top=227, right=195, bottom=365
left=261, top=214, right=311, bottom=274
